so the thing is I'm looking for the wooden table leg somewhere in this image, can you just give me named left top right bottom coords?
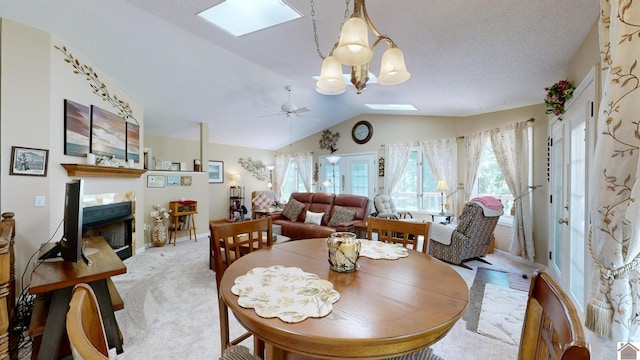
left=36, top=287, right=72, bottom=360
left=89, top=279, right=123, bottom=354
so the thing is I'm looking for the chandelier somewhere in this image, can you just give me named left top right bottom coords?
left=313, top=0, right=410, bottom=95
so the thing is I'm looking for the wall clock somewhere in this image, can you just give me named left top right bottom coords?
left=352, top=120, right=373, bottom=144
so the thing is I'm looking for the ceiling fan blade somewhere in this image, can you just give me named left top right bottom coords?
left=292, top=107, right=311, bottom=114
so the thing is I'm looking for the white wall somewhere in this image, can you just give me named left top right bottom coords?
left=1, top=19, right=145, bottom=290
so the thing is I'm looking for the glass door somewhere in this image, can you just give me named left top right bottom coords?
left=320, top=153, right=376, bottom=198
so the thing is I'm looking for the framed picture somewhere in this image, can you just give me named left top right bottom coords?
left=147, top=175, right=166, bottom=188
left=181, top=176, right=193, bottom=186
left=167, top=175, right=181, bottom=186
left=91, top=105, right=126, bottom=159
left=208, top=160, right=224, bottom=183
left=170, top=162, right=180, bottom=171
left=10, top=146, right=49, bottom=176
left=126, top=122, right=140, bottom=163
left=64, top=99, right=91, bottom=157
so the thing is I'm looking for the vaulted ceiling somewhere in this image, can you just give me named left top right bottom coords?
left=0, top=0, right=599, bottom=150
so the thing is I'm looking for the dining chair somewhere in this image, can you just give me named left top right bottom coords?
left=518, top=269, right=590, bottom=360
left=210, top=218, right=273, bottom=359
left=66, top=283, right=113, bottom=360
left=366, top=217, right=430, bottom=253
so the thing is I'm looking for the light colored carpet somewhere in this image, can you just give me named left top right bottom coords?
left=477, top=283, right=528, bottom=345
left=112, top=237, right=538, bottom=359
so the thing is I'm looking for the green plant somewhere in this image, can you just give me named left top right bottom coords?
left=544, top=80, right=575, bottom=116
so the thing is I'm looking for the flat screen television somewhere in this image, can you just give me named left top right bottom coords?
left=39, top=179, right=84, bottom=262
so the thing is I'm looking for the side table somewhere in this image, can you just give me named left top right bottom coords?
left=169, top=200, right=198, bottom=246
left=427, top=212, right=452, bottom=224
left=252, top=208, right=283, bottom=219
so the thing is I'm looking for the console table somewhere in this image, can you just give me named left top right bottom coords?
left=169, top=200, right=198, bottom=246
left=29, top=237, right=126, bottom=360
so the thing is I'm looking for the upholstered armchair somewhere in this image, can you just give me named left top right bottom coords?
left=373, top=194, right=412, bottom=219
left=251, top=190, right=277, bottom=212
left=427, top=197, right=503, bottom=269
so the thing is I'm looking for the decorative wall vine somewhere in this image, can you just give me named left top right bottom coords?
left=238, top=157, right=268, bottom=181
left=55, top=45, right=139, bottom=125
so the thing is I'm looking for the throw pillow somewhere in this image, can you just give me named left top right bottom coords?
left=304, top=210, right=324, bottom=225
left=328, top=206, right=356, bottom=227
left=282, top=198, right=305, bottom=221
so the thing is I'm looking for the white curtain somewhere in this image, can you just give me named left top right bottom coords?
left=383, top=144, right=413, bottom=194
left=274, top=154, right=292, bottom=199
left=293, top=152, right=313, bottom=191
left=420, top=138, right=459, bottom=215
left=463, top=131, right=489, bottom=201
left=490, top=122, right=534, bottom=261
left=586, top=0, right=640, bottom=341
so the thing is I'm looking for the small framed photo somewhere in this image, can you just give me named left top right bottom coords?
left=208, top=160, right=224, bottom=184
left=167, top=175, right=181, bottom=186
left=147, top=175, right=166, bottom=188
left=10, top=146, right=49, bottom=176
left=170, top=162, right=180, bottom=171
left=181, top=176, right=193, bottom=186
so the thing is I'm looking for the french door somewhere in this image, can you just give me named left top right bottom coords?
left=548, top=68, right=596, bottom=314
left=319, top=153, right=376, bottom=198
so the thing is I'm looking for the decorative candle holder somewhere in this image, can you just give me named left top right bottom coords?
left=327, top=232, right=360, bottom=272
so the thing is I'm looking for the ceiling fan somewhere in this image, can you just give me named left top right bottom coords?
left=263, top=85, right=312, bottom=118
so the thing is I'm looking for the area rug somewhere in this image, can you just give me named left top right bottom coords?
left=476, top=282, right=528, bottom=345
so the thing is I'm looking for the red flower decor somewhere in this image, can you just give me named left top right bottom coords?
left=544, top=80, right=575, bottom=116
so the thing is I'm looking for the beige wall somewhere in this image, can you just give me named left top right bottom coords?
left=1, top=19, right=145, bottom=290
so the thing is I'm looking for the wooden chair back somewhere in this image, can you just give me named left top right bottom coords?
left=210, top=218, right=272, bottom=359
left=366, top=217, right=430, bottom=253
left=518, top=270, right=590, bottom=360
left=66, top=283, right=110, bottom=360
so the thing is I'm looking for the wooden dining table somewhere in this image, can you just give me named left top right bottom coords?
left=219, top=238, right=469, bottom=360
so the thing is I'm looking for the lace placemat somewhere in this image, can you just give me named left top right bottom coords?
left=359, top=239, right=409, bottom=259
left=231, top=265, right=340, bottom=323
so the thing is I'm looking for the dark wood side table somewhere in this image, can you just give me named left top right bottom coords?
left=29, top=237, right=126, bottom=360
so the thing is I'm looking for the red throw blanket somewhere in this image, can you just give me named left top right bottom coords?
left=471, top=196, right=503, bottom=209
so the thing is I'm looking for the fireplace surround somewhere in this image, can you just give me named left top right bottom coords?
left=82, top=201, right=134, bottom=260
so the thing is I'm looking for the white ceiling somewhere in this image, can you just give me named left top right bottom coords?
left=0, top=0, right=599, bottom=150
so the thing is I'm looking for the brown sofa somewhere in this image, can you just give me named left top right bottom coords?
left=271, top=192, right=370, bottom=240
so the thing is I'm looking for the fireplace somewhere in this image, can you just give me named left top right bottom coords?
left=82, top=201, right=134, bottom=260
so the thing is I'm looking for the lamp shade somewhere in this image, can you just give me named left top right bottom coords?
left=436, top=180, right=449, bottom=191
left=333, top=17, right=372, bottom=66
left=316, top=56, right=347, bottom=95
left=326, top=156, right=341, bottom=164
left=377, top=47, right=411, bottom=85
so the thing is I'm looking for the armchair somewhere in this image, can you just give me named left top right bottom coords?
left=373, top=194, right=412, bottom=219
left=427, top=197, right=503, bottom=269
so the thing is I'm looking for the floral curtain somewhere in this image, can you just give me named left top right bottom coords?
left=420, top=138, right=459, bottom=215
left=384, top=144, right=413, bottom=195
left=586, top=0, right=640, bottom=340
left=490, top=122, right=534, bottom=261
left=463, top=131, right=489, bottom=201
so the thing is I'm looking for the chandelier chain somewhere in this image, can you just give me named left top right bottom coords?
left=310, top=0, right=351, bottom=60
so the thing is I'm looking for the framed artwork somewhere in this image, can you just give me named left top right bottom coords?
left=170, top=162, right=180, bottom=171
left=126, top=122, right=140, bottom=163
left=208, top=160, right=224, bottom=183
left=167, top=175, right=181, bottom=186
left=91, top=105, right=126, bottom=159
left=147, top=175, right=166, bottom=188
left=64, top=99, right=91, bottom=157
left=181, top=176, right=193, bottom=186
left=10, top=146, right=49, bottom=176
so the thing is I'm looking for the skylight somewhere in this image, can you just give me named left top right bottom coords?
left=365, top=104, right=418, bottom=111
left=197, top=0, right=302, bottom=37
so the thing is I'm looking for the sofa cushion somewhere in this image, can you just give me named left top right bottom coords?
left=304, top=211, right=324, bottom=225
left=282, top=198, right=305, bottom=221
left=327, top=206, right=356, bottom=227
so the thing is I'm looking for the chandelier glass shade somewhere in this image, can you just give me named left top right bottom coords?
left=315, top=0, right=410, bottom=95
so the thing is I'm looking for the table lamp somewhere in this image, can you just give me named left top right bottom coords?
left=436, top=180, right=449, bottom=215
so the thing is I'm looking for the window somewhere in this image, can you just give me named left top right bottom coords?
left=391, top=149, right=439, bottom=212
left=476, top=142, right=513, bottom=216
left=280, top=160, right=306, bottom=201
